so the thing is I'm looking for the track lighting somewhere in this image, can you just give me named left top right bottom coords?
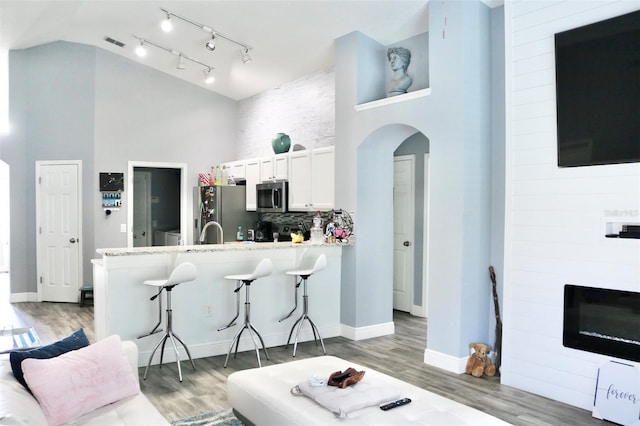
left=160, top=9, right=252, bottom=63
left=204, top=68, right=215, bottom=84
left=176, top=54, right=185, bottom=70
left=205, top=34, right=216, bottom=51
left=133, top=35, right=214, bottom=85
left=241, top=48, right=252, bottom=64
left=135, top=40, right=147, bottom=57
left=160, top=13, right=173, bottom=32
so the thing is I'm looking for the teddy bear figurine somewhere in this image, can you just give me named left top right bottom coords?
left=465, top=343, right=496, bottom=378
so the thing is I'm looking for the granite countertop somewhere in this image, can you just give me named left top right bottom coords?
left=96, top=240, right=352, bottom=257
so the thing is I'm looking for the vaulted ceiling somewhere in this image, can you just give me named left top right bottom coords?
left=0, top=1, right=431, bottom=100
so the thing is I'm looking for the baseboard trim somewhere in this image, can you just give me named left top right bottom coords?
left=9, top=292, right=38, bottom=303
left=424, top=348, right=467, bottom=374
left=340, top=321, right=395, bottom=341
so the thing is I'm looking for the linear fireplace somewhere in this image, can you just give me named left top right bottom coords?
left=563, top=285, right=640, bottom=362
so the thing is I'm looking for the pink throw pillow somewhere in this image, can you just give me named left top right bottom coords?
left=21, top=335, right=140, bottom=426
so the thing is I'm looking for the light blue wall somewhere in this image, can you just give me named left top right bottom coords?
left=3, top=42, right=237, bottom=293
left=3, top=42, right=96, bottom=294
left=489, top=5, right=505, bottom=345
left=335, top=0, right=494, bottom=357
left=93, top=48, right=237, bottom=250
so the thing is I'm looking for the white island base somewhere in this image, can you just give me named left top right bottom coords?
left=92, top=242, right=342, bottom=367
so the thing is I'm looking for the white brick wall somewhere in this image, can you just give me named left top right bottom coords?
left=503, top=0, right=640, bottom=410
left=236, top=67, right=335, bottom=159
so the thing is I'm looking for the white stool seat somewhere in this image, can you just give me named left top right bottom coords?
left=285, top=254, right=327, bottom=277
left=140, top=262, right=197, bottom=382
left=224, top=258, right=273, bottom=282
left=280, top=254, right=327, bottom=357
left=144, top=262, right=197, bottom=288
left=221, top=258, right=273, bottom=368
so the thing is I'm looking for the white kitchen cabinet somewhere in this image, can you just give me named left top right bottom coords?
left=288, top=146, right=334, bottom=211
left=245, top=159, right=260, bottom=211
left=310, top=147, right=335, bottom=210
left=274, top=154, right=289, bottom=180
left=225, top=160, right=246, bottom=182
left=260, top=154, right=289, bottom=182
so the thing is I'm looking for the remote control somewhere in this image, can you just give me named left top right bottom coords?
left=380, top=398, right=411, bottom=411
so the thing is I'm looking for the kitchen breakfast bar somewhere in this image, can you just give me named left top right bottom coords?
left=92, top=242, right=343, bottom=367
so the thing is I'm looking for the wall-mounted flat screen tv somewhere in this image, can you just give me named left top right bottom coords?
left=555, top=10, right=639, bottom=167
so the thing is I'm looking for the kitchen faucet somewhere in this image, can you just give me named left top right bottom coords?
left=199, top=221, right=224, bottom=244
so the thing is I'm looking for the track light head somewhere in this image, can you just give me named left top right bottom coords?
left=161, top=13, right=173, bottom=32
left=204, top=68, right=215, bottom=84
left=241, top=48, right=252, bottom=64
left=205, top=34, right=217, bottom=51
left=135, top=40, right=147, bottom=57
left=176, top=55, right=185, bottom=70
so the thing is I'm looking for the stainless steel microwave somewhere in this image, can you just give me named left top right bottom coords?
left=256, top=181, right=288, bottom=213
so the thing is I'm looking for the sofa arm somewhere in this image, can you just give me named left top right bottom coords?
left=121, top=340, right=140, bottom=384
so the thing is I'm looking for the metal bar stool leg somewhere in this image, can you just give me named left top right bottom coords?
left=218, top=281, right=242, bottom=331
left=279, top=278, right=301, bottom=322
left=143, top=287, right=196, bottom=382
left=288, top=277, right=326, bottom=357
left=224, top=282, right=269, bottom=368
left=144, top=333, right=168, bottom=380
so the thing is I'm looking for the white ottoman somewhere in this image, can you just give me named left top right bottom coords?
left=227, top=355, right=511, bottom=425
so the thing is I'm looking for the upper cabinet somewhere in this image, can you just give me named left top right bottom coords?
left=222, top=146, right=334, bottom=212
left=288, top=146, right=335, bottom=211
left=244, top=159, right=260, bottom=211
left=226, top=160, right=246, bottom=182
left=259, top=153, right=288, bottom=182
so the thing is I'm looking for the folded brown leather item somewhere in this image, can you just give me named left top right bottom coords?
left=327, top=367, right=365, bottom=388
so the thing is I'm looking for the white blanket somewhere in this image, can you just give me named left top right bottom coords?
left=291, top=379, right=401, bottom=418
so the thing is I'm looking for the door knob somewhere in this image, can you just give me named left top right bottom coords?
left=403, top=241, right=410, bottom=247
left=70, top=238, right=76, bottom=243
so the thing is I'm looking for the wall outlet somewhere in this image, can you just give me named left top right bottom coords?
left=204, top=305, right=214, bottom=317
left=120, top=224, right=126, bottom=233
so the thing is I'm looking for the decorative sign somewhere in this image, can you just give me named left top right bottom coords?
left=593, top=360, right=640, bottom=425
left=101, top=192, right=122, bottom=210
left=99, top=172, right=124, bottom=192
left=99, top=172, right=123, bottom=213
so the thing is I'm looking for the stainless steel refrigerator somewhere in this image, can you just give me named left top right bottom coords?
left=194, top=186, right=258, bottom=244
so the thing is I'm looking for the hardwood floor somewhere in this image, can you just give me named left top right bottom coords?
left=2, top=297, right=602, bottom=425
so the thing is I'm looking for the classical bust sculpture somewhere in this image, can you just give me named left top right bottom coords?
left=387, top=47, right=413, bottom=97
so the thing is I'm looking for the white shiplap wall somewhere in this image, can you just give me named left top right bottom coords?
left=236, top=67, right=335, bottom=159
left=503, top=0, right=640, bottom=410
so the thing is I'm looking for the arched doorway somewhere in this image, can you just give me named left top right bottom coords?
left=353, top=124, right=430, bottom=328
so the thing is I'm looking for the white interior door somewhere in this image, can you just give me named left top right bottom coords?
left=393, top=155, right=415, bottom=312
left=133, top=171, right=152, bottom=247
left=36, top=161, right=82, bottom=303
left=0, top=160, right=9, bottom=273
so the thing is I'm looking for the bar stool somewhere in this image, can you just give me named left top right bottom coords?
left=222, top=258, right=272, bottom=368
left=140, top=262, right=197, bottom=382
left=279, top=254, right=327, bottom=357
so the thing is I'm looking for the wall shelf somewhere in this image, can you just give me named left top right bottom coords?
left=354, top=88, right=431, bottom=112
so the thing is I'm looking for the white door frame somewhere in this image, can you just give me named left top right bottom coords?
left=35, top=160, right=83, bottom=303
left=417, top=153, right=430, bottom=318
left=127, top=161, right=188, bottom=248
left=0, top=160, right=9, bottom=274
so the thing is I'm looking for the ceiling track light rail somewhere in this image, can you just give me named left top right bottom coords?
left=133, top=35, right=215, bottom=84
left=160, top=8, right=252, bottom=63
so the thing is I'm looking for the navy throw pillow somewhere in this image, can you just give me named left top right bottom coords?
left=10, top=328, right=90, bottom=391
